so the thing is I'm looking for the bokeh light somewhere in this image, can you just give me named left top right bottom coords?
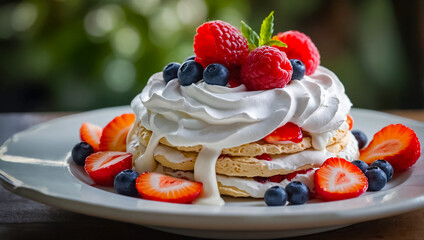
left=104, top=58, right=136, bottom=93
left=11, top=2, right=37, bottom=32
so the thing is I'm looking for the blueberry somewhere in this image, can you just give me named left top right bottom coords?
left=163, top=62, right=181, bottom=83
left=177, top=60, right=203, bottom=86
left=352, top=130, right=367, bottom=149
left=285, top=181, right=309, bottom=205
left=289, top=59, right=306, bottom=80
left=264, top=186, right=287, bottom=206
left=365, top=166, right=387, bottom=191
left=351, top=160, right=369, bottom=174
left=203, top=63, right=229, bottom=86
left=114, top=169, right=140, bottom=197
left=370, top=160, right=394, bottom=182
left=71, top=142, right=94, bottom=166
left=184, top=55, right=196, bottom=62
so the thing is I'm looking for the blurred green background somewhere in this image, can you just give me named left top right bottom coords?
left=0, top=0, right=423, bottom=112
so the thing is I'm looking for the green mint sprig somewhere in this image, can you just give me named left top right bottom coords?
left=241, top=11, right=287, bottom=50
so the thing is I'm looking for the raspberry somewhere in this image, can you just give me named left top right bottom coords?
left=194, top=21, right=249, bottom=69
left=241, top=46, right=293, bottom=90
left=273, top=31, right=320, bottom=75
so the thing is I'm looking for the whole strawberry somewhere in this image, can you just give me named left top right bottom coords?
left=194, top=20, right=249, bottom=69
left=273, top=31, right=320, bottom=76
left=241, top=46, right=293, bottom=90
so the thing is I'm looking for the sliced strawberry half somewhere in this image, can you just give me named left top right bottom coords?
left=136, top=172, right=203, bottom=204
left=264, top=122, right=303, bottom=144
left=99, top=113, right=135, bottom=152
left=314, top=157, right=368, bottom=201
left=84, top=151, right=132, bottom=186
left=360, top=124, right=421, bottom=171
left=347, top=114, right=353, bottom=130
left=80, top=122, right=102, bottom=152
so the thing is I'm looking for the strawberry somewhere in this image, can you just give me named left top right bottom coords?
left=347, top=114, right=353, bottom=130
left=359, top=124, right=421, bottom=171
left=264, top=122, right=303, bottom=144
left=314, top=157, right=368, bottom=201
left=80, top=122, right=102, bottom=152
left=99, top=113, right=135, bottom=152
left=135, top=172, right=203, bottom=204
left=84, top=151, right=133, bottom=186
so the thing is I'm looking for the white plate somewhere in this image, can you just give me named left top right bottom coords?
left=1, top=107, right=424, bottom=239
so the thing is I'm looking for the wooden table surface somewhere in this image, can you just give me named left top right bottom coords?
left=1, top=110, right=424, bottom=240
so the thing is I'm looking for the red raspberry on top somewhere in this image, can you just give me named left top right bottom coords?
left=273, top=31, right=320, bottom=76
left=241, top=46, right=293, bottom=90
left=194, top=20, right=249, bottom=69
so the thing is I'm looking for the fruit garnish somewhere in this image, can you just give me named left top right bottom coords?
left=289, top=59, right=306, bottom=80
left=80, top=122, right=102, bottom=152
left=370, top=159, right=393, bottom=182
left=352, top=130, right=367, bottom=149
left=99, top=113, right=135, bottom=152
left=177, top=60, right=203, bottom=86
left=347, top=114, right=353, bottom=130
left=114, top=169, right=139, bottom=197
left=365, top=166, right=387, bottom=191
left=203, top=63, right=229, bottom=86
left=285, top=181, right=310, bottom=205
left=241, top=46, right=293, bottom=90
left=264, top=122, right=302, bottom=144
left=273, top=30, right=320, bottom=75
left=285, top=168, right=313, bottom=181
left=314, top=157, right=368, bottom=201
left=135, top=172, right=203, bottom=204
left=264, top=186, right=287, bottom=206
left=193, top=20, right=248, bottom=69
left=163, top=62, right=181, bottom=83
left=359, top=124, right=421, bottom=171
left=351, top=160, right=369, bottom=174
left=84, top=151, right=133, bottom=186
left=71, top=142, right=94, bottom=166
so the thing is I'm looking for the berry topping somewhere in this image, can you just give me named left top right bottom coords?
left=264, top=186, right=287, bottom=206
left=359, top=124, right=421, bottom=171
left=289, top=59, right=306, bottom=80
left=365, top=166, right=387, bottom=191
left=264, top=122, right=303, bottom=144
left=114, top=169, right=139, bottom=197
left=256, top=153, right=272, bottom=161
left=194, top=20, right=249, bottom=69
left=352, top=130, right=367, bottom=149
left=351, top=160, right=369, bottom=174
left=268, top=175, right=284, bottom=183
left=163, top=62, right=181, bottom=83
left=347, top=114, right=353, bottom=130
left=80, top=122, right=102, bottom=152
left=135, top=172, right=202, bottom=204
left=273, top=30, right=320, bottom=75
left=370, top=159, right=394, bottom=182
left=71, top=142, right=94, bottom=166
left=183, top=55, right=196, bottom=62
left=314, top=157, right=368, bottom=201
left=285, top=169, right=313, bottom=181
left=84, top=151, right=133, bottom=186
left=241, top=46, right=293, bottom=90
left=203, top=63, right=229, bottom=86
left=99, top=113, right=135, bottom=152
left=177, top=60, right=203, bottom=86
left=285, top=181, right=310, bottom=205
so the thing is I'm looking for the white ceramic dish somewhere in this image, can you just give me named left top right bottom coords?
left=1, top=107, right=424, bottom=239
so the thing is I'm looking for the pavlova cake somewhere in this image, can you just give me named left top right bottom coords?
left=126, top=12, right=359, bottom=205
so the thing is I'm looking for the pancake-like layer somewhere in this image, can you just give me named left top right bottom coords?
left=135, top=122, right=349, bottom=157
left=153, top=132, right=353, bottom=177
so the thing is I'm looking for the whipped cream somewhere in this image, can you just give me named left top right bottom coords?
left=130, top=66, right=352, bottom=205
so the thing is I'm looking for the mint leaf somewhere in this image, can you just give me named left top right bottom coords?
left=259, top=11, right=274, bottom=46
left=265, top=39, right=287, bottom=48
left=241, top=21, right=259, bottom=50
